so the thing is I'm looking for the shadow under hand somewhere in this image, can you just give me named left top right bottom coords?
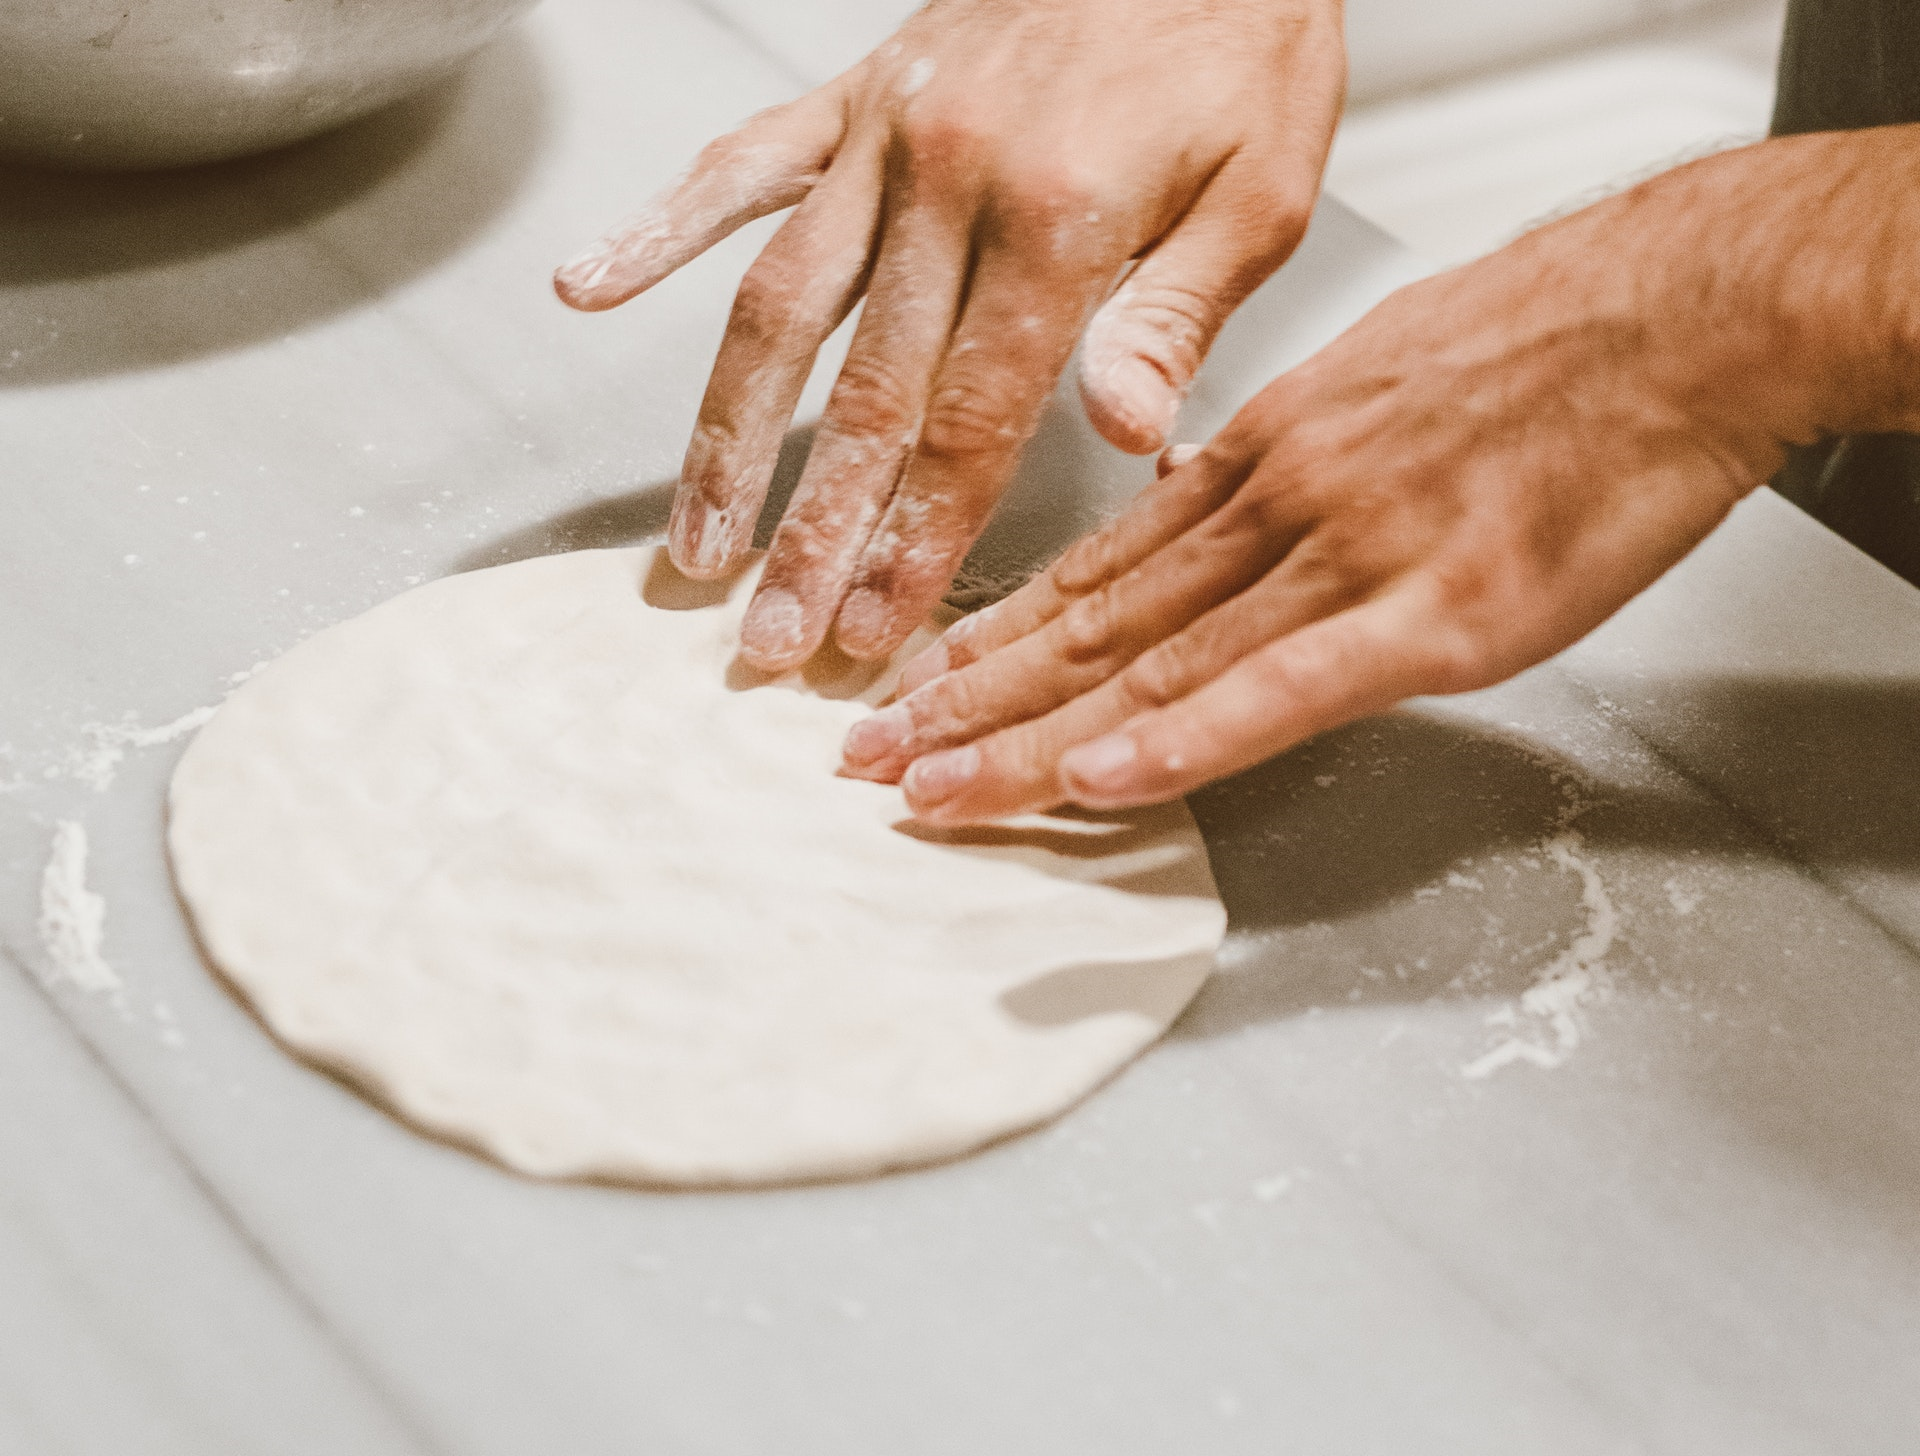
left=457, top=379, right=1145, bottom=610
left=1001, top=957, right=1211, bottom=1029
left=1600, top=674, right=1920, bottom=879
left=455, top=426, right=820, bottom=575
left=1172, top=708, right=1737, bottom=1040
left=0, top=29, right=550, bottom=386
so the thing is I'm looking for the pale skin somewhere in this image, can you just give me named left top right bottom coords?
left=556, top=0, right=1344, bottom=664
left=558, top=2, right=1920, bottom=824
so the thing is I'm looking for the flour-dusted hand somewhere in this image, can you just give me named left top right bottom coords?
left=555, top=0, right=1345, bottom=671
left=842, top=131, right=1920, bottom=821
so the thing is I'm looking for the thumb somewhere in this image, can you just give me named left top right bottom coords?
left=1078, top=154, right=1316, bottom=454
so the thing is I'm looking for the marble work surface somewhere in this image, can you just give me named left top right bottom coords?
left=2, top=3, right=1917, bottom=1453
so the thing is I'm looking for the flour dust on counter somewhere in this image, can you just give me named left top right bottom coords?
left=38, top=820, right=121, bottom=1001
left=167, top=546, right=1227, bottom=1187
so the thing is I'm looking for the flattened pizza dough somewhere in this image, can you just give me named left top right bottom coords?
left=169, top=547, right=1226, bottom=1185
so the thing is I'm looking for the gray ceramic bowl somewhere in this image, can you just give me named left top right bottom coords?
left=0, top=0, right=540, bottom=170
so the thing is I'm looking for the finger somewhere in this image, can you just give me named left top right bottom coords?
left=831, top=230, right=1115, bottom=661
left=1079, top=149, right=1318, bottom=453
left=736, top=196, right=972, bottom=670
left=554, top=89, right=848, bottom=312
left=670, top=142, right=883, bottom=578
left=845, top=476, right=1313, bottom=780
left=895, top=534, right=1369, bottom=820
left=1058, top=588, right=1468, bottom=810
left=890, top=438, right=1253, bottom=693
left=1158, top=443, right=1203, bottom=477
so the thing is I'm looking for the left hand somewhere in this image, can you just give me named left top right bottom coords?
left=836, top=149, right=1825, bottom=822
left=554, top=0, right=1346, bottom=673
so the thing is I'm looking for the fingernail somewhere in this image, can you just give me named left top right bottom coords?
left=740, top=587, right=805, bottom=661
left=903, top=744, right=980, bottom=806
left=843, top=704, right=911, bottom=767
left=1061, top=733, right=1138, bottom=795
left=896, top=640, right=949, bottom=695
left=1099, top=355, right=1180, bottom=445
left=554, top=239, right=618, bottom=301
left=670, top=496, right=724, bottom=575
left=1160, top=442, right=1202, bottom=475
left=836, top=587, right=891, bottom=656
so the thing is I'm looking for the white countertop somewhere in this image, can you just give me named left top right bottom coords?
left=3, top=3, right=1917, bottom=1452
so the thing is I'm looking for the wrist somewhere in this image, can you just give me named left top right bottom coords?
left=1680, top=128, right=1920, bottom=443
left=1503, top=130, right=1920, bottom=474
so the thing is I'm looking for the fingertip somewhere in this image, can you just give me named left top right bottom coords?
left=739, top=586, right=812, bottom=670
left=1157, top=442, right=1203, bottom=478
left=552, top=249, right=626, bottom=311
left=840, top=703, right=912, bottom=773
left=1078, top=354, right=1179, bottom=455
left=834, top=587, right=916, bottom=662
left=1059, top=731, right=1180, bottom=809
left=669, top=496, right=743, bottom=580
left=901, top=744, right=982, bottom=819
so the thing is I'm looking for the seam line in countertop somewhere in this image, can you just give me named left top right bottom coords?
left=0, top=942, right=457, bottom=1456
left=1550, top=664, right=1920, bottom=974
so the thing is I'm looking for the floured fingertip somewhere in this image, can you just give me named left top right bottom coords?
left=1158, top=442, right=1203, bottom=476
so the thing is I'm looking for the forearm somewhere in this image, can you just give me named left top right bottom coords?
left=853, top=119, right=1920, bottom=819
left=1508, top=125, right=1920, bottom=459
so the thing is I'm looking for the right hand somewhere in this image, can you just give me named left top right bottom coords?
left=555, top=0, right=1347, bottom=671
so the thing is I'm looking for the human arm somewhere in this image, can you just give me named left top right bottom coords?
left=835, top=125, right=1920, bottom=820
left=555, top=0, right=1346, bottom=671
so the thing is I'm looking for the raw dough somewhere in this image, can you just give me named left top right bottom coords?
left=168, top=547, right=1226, bottom=1185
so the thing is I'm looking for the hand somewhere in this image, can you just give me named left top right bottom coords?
left=555, top=0, right=1345, bottom=672
left=837, top=145, right=1847, bottom=822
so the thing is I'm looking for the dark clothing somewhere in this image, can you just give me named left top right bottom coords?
left=1774, top=0, right=1920, bottom=133
left=1770, top=0, right=1920, bottom=583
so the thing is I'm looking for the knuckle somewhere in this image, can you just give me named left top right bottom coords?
left=1049, top=527, right=1123, bottom=598
left=1115, top=279, right=1218, bottom=340
left=1116, top=639, right=1196, bottom=713
left=1214, top=474, right=1306, bottom=547
left=825, top=355, right=917, bottom=441
left=915, top=666, right=989, bottom=741
left=938, top=607, right=989, bottom=666
left=1057, top=588, right=1123, bottom=665
left=900, top=100, right=991, bottom=175
left=1417, top=572, right=1516, bottom=694
left=1417, top=624, right=1498, bottom=696
left=1246, top=182, right=1316, bottom=261
left=987, top=723, right=1057, bottom=792
left=918, top=374, right=1028, bottom=463
left=728, top=265, right=803, bottom=348
left=945, top=589, right=1036, bottom=667
left=682, top=415, right=745, bottom=478
left=692, top=129, right=746, bottom=173
left=998, top=160, right=1103, bottom=233
left=1098, top=281, right=1219, bottom=380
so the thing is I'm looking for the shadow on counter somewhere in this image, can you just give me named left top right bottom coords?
left=455, top=384, right=1140, bottom=607
left=0, top=29, right=551, bottom=386
left=1176, top=674, right=1920, bottom=1038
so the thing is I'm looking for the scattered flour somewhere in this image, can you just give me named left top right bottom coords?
left=900, top=56, right=936, bottom=95
left=1460, top=829, right=1619, bottom=1079
left=61, top=704, right=217, bottom=792
left=1252, top=1172, right=1295, bottom=1202
left=152, top=1000, right=186, bottom=1050
left=1664, top=876, right=1703, bottom=916
left=37, top=821, right=120, bottom=996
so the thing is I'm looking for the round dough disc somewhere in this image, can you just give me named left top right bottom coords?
left=169, top=547, right=1226, bottom=1185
